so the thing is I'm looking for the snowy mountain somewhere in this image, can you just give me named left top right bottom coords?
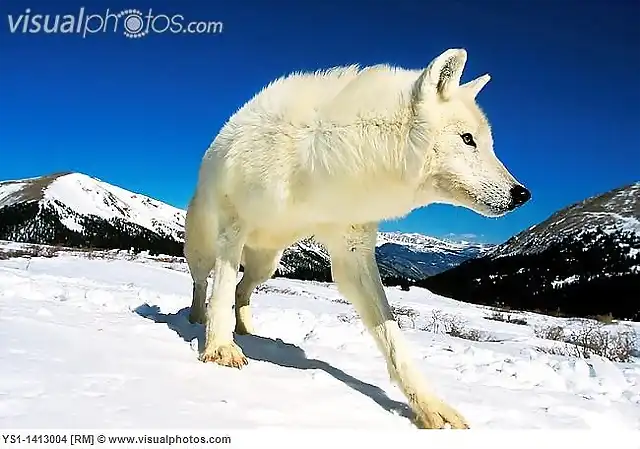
left=0, top=172, right=491, bottom=281
left=376, top=232, right=490, bottom=279
left=490, top=181, right=640, bottom=258
left=279, top=232, right=492, bottom=282
left=0, top=172, right=186, bottom=256
left=1, top=244, right=639, bottom=429
left=419, top=181, right=640, bottom=320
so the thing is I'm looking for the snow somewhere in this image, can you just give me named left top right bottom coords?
left=551, top=275, right=580, bottom=288
left=1, top=249, right=639, bottom=429
left=43, top=173, right=185, bottom=239
left=0, top=181, right=27, bottom=209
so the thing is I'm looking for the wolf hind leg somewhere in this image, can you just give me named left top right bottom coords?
left=234, top=246, right=283, bottom=335
left=184, top=193, right=218, bottom=325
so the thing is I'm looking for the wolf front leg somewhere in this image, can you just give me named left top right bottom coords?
left=319, top=224, right=470, bottom=429
left=200, top=220, right=248, bottom=368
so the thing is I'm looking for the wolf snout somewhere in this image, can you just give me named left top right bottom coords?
left=507, top=185, right=531, bottom=210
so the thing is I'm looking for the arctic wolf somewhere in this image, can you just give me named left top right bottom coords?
left=184, top=48, right=531, bottom=429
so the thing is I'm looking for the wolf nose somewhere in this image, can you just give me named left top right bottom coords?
left=508, top=185, right=531, bottom=210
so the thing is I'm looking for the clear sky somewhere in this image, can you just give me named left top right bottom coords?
left=1, top=0, right=638, bottom=244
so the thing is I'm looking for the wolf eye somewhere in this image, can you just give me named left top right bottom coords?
left=460, top=133, right=476, bottom=148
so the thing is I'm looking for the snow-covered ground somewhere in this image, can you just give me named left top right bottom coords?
left=1, top=248, right=639, bottom=429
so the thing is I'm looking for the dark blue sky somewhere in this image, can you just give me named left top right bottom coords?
left=1, top=0, right=638, bottom=243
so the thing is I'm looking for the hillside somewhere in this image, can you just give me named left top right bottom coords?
left=0, top=172, right=491, bottom=282
left=419, top=182, right=640, bottom=320
left=491, top=182, right=640, bottom=257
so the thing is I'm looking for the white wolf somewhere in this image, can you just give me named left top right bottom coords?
left=184, top=48, right=531, bottom=429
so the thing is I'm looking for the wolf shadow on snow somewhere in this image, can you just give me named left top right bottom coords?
left=134, top=303, right=412, bottom=421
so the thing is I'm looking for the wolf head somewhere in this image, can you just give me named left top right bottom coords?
left=410, top=48, right=530, bottom=217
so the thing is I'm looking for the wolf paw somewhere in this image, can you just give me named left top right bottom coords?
left=199, top=342, right=248, bottom=369
left=413, top=400, right=470, bottom=429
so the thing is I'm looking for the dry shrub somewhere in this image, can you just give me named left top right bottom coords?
left=421, top=309, right=487, bottom=342
left=536, top=322, right=637, bottom=362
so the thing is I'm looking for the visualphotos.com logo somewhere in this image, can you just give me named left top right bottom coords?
left=7, top=7, right=224, bottom=39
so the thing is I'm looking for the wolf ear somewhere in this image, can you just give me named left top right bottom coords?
left=461, top=74, right=491, bottom=98
left=413, top=48, right=467, bottom=102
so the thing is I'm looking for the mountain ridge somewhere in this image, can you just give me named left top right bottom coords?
left=419, top=180, right=640, bottom=320
left=0, top=172, right=491, bottom=280
left=488, top=181, right=640, bottom=258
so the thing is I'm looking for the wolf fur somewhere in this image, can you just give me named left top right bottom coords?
left=184, top=48, right=530, bottom=429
